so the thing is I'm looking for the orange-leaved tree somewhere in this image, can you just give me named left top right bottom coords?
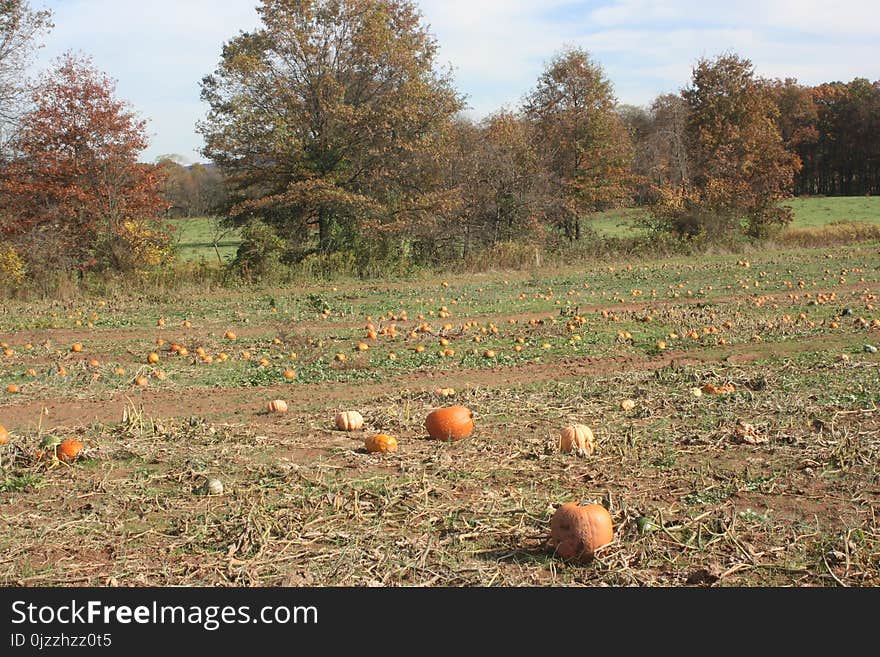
left=0, top=53, right=169, bottom=281
left=653, top=53, right=801, bottom=239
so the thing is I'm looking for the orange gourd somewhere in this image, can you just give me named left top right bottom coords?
left=364, top=434, right=398, bottom=453
left=549, top=503, right=614, bottom=562
left=58, top=439, right=84, bottom=462
left=559, top=425, right=595, bottom=456
left=425, top=405, right=474, bottom=442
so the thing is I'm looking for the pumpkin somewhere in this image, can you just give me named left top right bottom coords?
left=620, top=399, right=636, bottom=412
left=224, top=331, right=237, bottom=340
left=425, top=405, right=475, bottom=442
left=71, top=343, right=83, bottom=353
left=6, top=384, right=20, bottom=394
left=58, top=439, right=84, bottom=462
left=134, top=375, right=149, bottom=387
left=549, top=502, right=614, bottom=562
left=147, top=352, right=160, bottom=364
left=283, top=369, right=297, bottom=380
left=266, top=399, right=288, bottom=413
left=335, top=411, right=364, bottom=432
left=560, top=424, right=595, bottom=456
left=365, top=434, right=398, bottom=453
left=0, top=424, right=9, bottom=446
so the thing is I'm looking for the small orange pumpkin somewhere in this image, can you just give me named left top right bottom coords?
left=335, top=411, right=364, bottom=432
left=147, top=352, right=160, bottom=364
left=560, top=425, right=595, bottom=456
left=58, top=439, right=84, bottom=462
left=6, top=384, right=19, bottom=394
left=549, top=502, right=614, bottom=562
left=364, top=434, right=398, bottom=453
left=71, top=343, right=83, bottom=353
left=0, top=424, right=9, bottom=446
left=425, top=405, right=475, bottom=442
left=266, top=399, right=288, bottom=413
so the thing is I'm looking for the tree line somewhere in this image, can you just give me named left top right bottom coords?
left=1, top=0, right=878, bottom=287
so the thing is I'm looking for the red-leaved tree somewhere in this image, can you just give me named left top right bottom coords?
left=0, top=53, right=169, bottom=280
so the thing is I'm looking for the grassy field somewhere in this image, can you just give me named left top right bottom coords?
left=167, top=216, right=241, bottom=262
left=783, top=196, right=880, bottom=228
left=583, top=196, right=880, bottom=237
left=166, top=197, right=880, bottom=260
left=1, top=242, right=879, bottom=586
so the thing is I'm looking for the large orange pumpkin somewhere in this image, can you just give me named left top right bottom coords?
left=549, top=502, right=614, bottom=562
left=0, top=424, right=9, bottom=446
left=425, top=405, right=474, bottom=442
left=58, top=439, right=84, bottom=462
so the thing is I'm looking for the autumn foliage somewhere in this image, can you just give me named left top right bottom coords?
left=0, top=0, right=878, bottom=291
left=648, top=54, right=801, bottom=239
left=0, top=53, right=169, bottom=281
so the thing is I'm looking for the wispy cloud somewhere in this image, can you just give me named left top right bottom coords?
left=31, top=1, right=880, bottom=162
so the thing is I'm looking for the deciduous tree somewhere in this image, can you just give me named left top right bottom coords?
left=524, top=48, right=634, bottom=241
left=0, top=0, right=52, bottom=150
left=0, top=53, right=169, bottom=277
left=655, top=53, right=800, bottom=238
left=199, top=0, right=464, bottom=260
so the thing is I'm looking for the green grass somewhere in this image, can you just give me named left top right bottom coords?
left=583, top=196, right=880, bottom=238
left=781, top=196, right=880, bottom=228
left=166, top=216, right=242, bottom=262
left=584, top=207, right=650, bottom=237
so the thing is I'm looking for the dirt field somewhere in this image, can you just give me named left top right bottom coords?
left=1, top=245, right=879, bottom=586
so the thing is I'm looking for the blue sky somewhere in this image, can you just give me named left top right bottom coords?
left=32, top=0, right=880, bottom=163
